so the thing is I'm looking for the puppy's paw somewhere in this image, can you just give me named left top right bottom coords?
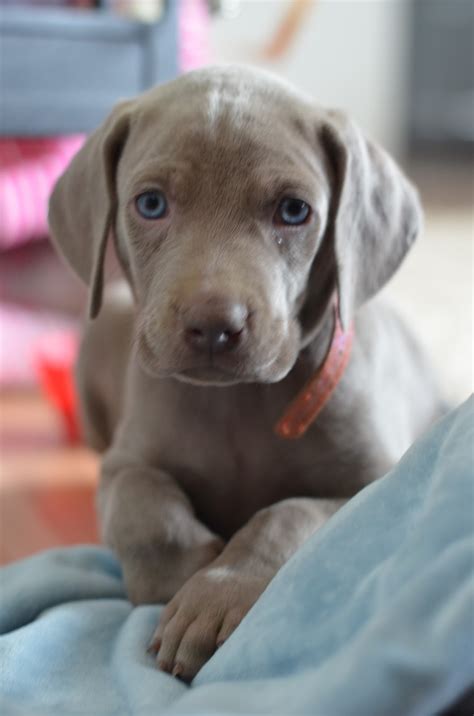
left=147, top=566, right=267, bottom=681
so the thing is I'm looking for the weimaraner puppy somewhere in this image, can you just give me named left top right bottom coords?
left=49, top=65, right=442, bottom=682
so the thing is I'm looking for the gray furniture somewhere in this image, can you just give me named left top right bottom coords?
left=0, top=1, right=179, bottom=135
left=409, top=0, right=474, bottom=153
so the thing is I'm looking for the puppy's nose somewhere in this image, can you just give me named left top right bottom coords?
left=183, top=296, right=248, bottom=354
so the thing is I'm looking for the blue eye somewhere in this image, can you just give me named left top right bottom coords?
left=276, top=198, right=310, bottom=226
left=135, top=191, right=168, bottom=219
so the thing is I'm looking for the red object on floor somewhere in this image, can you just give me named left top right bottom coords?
left=35, top=331, right=81, bottom=443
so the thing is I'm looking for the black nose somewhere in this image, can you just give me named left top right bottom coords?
left=183, top=296, right=248, bottom=355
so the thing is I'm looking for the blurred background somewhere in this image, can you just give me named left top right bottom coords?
left=0, top=0, right=472, bottom=564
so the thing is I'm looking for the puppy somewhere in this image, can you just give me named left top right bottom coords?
left=49, top=66, right=442, bottom=681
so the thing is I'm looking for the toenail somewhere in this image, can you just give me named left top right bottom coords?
left=147, top=638, right=161, bottom=654
left=172, top=663, right=183, bottom=678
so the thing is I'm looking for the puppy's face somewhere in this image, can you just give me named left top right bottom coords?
left=115, top=72, right=332, bottom=385
left=50, top=66, right=420, bottom=387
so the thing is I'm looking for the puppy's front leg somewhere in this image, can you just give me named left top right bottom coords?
left=98, top=451, right=224, bottom=605
left=150, top=497, right=343, bottom=680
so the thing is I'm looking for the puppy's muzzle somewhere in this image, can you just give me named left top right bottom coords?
left=181, top=291, right=249, bottom=356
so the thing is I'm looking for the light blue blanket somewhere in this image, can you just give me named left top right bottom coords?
left=1, top=397, right=473, bottom=716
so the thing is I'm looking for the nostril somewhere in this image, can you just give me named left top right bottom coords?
left=216, top=328, right=243, bottom=349
left=185, top=327, right=206, bottom=348
left=189, top=327, right=204, bottom=339
left=217, top=330, right=231, bottom=343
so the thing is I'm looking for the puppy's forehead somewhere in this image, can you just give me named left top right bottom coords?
left=205, top=82, right=251, bottom=130
left=197, top=68, right=298, bottom=130
left=132, top=67, right=316, bottom=155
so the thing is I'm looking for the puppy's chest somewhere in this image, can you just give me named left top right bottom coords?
left=152, top=386, right=360, bottom=536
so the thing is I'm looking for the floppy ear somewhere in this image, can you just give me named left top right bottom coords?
left=48, top=100, right=133, bottom=319
left=318, top=110, right=422, bottom=331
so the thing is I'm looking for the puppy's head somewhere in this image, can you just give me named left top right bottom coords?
left=49, top=66, right=421, bottom=386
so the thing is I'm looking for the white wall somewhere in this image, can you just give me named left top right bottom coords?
left=210, top=0, right=412, bottom=156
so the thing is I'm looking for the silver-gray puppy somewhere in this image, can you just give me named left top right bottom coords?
left=49, top=65, right=442, bottom=682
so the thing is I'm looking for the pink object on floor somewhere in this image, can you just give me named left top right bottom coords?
left=0, top=303, right=77, bottom=386
left=0, top=136, right=85, bottom=249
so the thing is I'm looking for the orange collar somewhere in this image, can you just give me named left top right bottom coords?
left=275, top=305, right=354, bottom=439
